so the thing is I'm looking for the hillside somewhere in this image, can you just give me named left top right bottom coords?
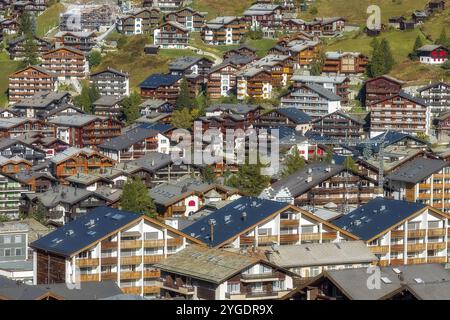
left=191, top=0, right=254, bottom=19
left=299, top=0, right=431, bottom=24
left=94, top=35, right=204, bottom=90
left=325, top=7, right=450, bottom=84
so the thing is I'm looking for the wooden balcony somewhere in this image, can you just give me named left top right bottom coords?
left=120, top=256, right=142, bottom=265
left=79, top=274, right=99, bottom=282
left=301, top=233, right=321, bottom=241
left=101, top=257, right=118, bottom=265
left=427, top=242, right=446, bottom=250
left=378, top=260, right=390, bottom=267
left=390, top=244, right=404, bottom=252
left=143, top=270, right=160, bottom=278
left=370, top=245, right=389, bottom=254
left=167, top=238, right=183, bottom=246
left=428, top=228, right=446, bottom=237
left=144, top=239, right=165, bottom=248
left=76, top=258, right=99, bottom=267
left=390, top=258, right=405, bottom=266
left=143, top=255, right=164, bottom=264
left=121, top=286, right=141, bottom=295
left=280, top=219, right=299, bottom=227
left=321, top=232, right=338, bottom=241
left=407, top=229, right=426, bottom=237
left=143, top=286, right=160, bottom=294
left=407, top=243, right=426, bottom=252
left=391, top=230, right=405, bottom=238
left=240, top=235, right=255, bottom=245
left=121, top=240, right=142, bottom=249
left=102, top=241, right=118, bottom=249
left=172, top=205, right=186, bottom=212
left=427, top=256, right=447, bottom=263
left=258, top=235, right=278, bottom=244
left=279, top=234, right=299, bottom=243
left=101, top=272, right=117, bottom=280
left=407, top=257, right=426, bottom=264
left=120, top=271, right=142, bottom=280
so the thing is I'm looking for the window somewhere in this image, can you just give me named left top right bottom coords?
left=4, top=249, right=11, bottom=257
left=408, top=222, right=421, bottom=230
left=259, top=265, right=272, bottom=274
left=273, top=280, right=285, bottom=291
left=15, top=248, right=22, bottom=256
left=428, top=221, right=440, bottom=229
left=227, top=282, right=240, bottom=294
left=258, top=228, right=271, bottom=236
left=188, top=200, right=196, bottom=207
left=3, top=236, right=11, bottom=244
left=14, top=235, right=21, bottom=243
left=310, top=266, right=321, bottom=277
left=251, top=282, right=262, bottom=293
left=301, top=225, right=314, bottom=233
left=144, top=232, right=159, bottom=240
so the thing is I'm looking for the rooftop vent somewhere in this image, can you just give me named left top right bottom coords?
left=381, top=277, right=392, bottom=284
left=414, top=278, right=424, bottom=284
left=66, top=229, right=75, bottom=236
left=393, top=268, right=401, bottom=274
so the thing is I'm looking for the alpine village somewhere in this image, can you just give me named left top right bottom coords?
left=0, top=0, right=448, bottom=301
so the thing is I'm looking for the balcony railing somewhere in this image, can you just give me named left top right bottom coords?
left=79, top=274, right=99, bottom=282
left=101, top=272, right=117, bottom=280
left=121, top=240, right=142, bottom=249
left=120, top=256, right=142, bottom=265
left=143, top=255, right=164, bottom=264
left=120, top=271, right=142, bottom=280
left=76, top=258, right=99, bottom=267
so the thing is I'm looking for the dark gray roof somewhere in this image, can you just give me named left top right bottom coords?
left=294, top=83, right=341, bottom=101
left=93, top=95, right=124, bottom=106
left=139, top=74, right=182, bottom=89
left=275, top=108, right=312, bottom=124
left=98, top=127, right=159, bottom=151
left=264, top=241, right=377, bottom=268
left=128, top=151, right=172, bottom=172
left=417, top=81, right=449, bottom=92
left=154, top=245, right=260, bottom=284
left=90, top=67, right=128, bottom=78
left=387, top=158, right=448, bottom=184
left=332, top=198, right=427, bottom=241
left=205, top=103, right=261, bottom=115
left=181, top=196, right=289, bottom=247
left=30, top=206, right=141, bottom=257
left=322, top=264, right=450, bottom=300
left=168, top=56, right=210, bottom=71
left=262, top=163, right=345, bottom=199
left=0, top=276, right=122, bottom=300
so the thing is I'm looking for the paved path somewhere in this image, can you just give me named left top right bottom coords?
left=186, top=45, right=223, bottom=66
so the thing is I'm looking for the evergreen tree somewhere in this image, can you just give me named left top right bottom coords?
left=201, top=165, right=216, bottom=184
left=18, top=12, right=33, bottom=36
left=20, top=33, right=39, bottom=68
left=282, top=146, right=305, bottom=177
left=73, top=83, right=99, bottom=114
left=367, top=41, right=385, bottom=77
left=370, top=37, right=380, bottom=50
left=120, top=92, right=142, bottom=123
left=409, top=36, right=424, bottom=60
left=176, top=77, right=193, bottom=109
left=171, top=108, right=194, bottom=129
left=436, top=27, right=449, bottom=48
left=30, top=202, right=48, bottom=223
left=324, top=147, right=333, bottom=164
left=343, top=156, right=357, bottom=172
left=120, top=178, right=156, bottom=217
left=379, top=38, right=395, bottom=73
left=310, top=48, right=326, bottom=76
left=226, top=160, right=270, bottom=196
left=88, top=51, right=102, bottom=68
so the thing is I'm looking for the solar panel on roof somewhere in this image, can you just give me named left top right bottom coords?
left=111, top=214, right=124, bottom=220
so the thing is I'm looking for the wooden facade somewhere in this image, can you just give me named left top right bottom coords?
left=8, top=66, right=57, bottom=102
left=118, top=8, right=161, bottom=35
left=202, top=17, right=247, bottom=45
left=323, top=52, right=369, bottom=75
left=364, top=75, right=404, bottom=106
left=207, top=63, right=239, bottom=99
left=165, top=7, right=206, bottom=31
left=41, top=47, right=88, bottom=80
